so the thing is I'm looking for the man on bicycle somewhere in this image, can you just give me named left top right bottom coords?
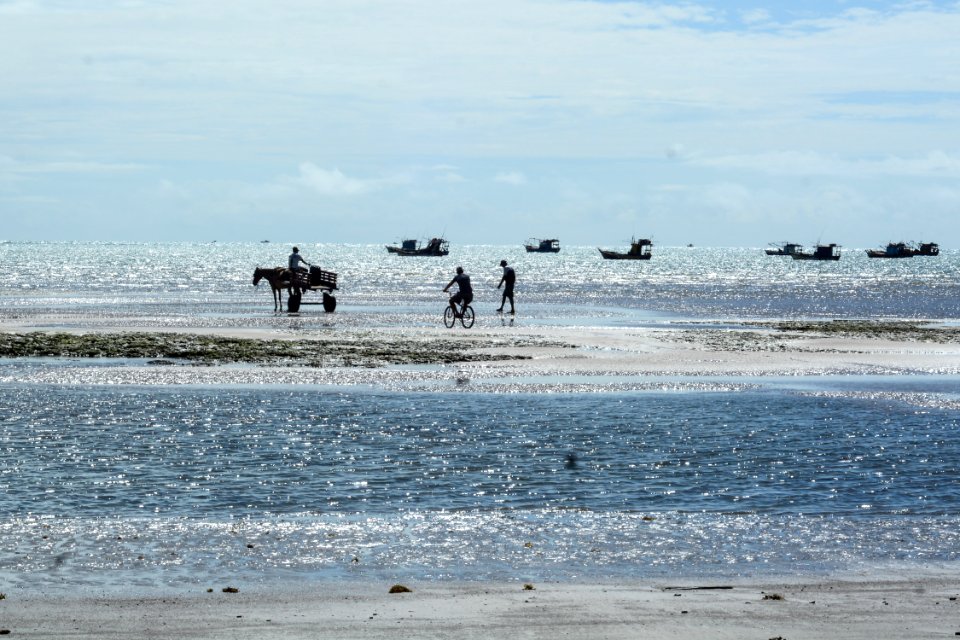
left=443, top=266, right=473, bottom=318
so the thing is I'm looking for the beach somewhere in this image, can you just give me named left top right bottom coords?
left=3, top=321, right=960, bottom=637
left=4, top=578, right=960, bottom=638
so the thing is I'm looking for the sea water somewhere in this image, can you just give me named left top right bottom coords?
left=2, top=241, right=959, bottom=325
left=1, top=241, right=959, bottom=590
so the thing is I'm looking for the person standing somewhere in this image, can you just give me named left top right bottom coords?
left=496, top=259, right=516, bottom=314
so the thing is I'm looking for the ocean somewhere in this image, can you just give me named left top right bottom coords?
left=1, top=241, right=959, bottom=591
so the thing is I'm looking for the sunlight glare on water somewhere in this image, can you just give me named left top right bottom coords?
left=1, top=386, right=959, bottom=588
left=2, top=241, right=959, bottom=324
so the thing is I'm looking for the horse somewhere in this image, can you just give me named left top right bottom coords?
left=252, top=267, right=292, bottom=311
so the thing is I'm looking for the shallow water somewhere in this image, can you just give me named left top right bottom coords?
left=2, top=241, right=959, bottom=326
left=2, top=384, right=959, bottom=589
left=2, top=241, right=960, bottom=590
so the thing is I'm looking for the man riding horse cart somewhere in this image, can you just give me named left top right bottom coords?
left=252, top=265, right=338, bottom=312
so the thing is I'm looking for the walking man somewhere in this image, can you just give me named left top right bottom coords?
left=496, top=259, right=516, bottom=314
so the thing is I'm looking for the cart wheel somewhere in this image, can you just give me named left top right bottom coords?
left=322, top=293, right=337, bottom=313
left=287, top=291, right=302, bottom=312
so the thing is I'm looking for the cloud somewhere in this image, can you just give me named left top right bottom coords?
left=289, top=163, right=384, bottom=196
left=0, top=156, right=145, bottom=174
left=437, top=171, right=466, bottom=183
left=6, top=1, right=960, bottom=158
left=740, top=9, right=772, bottom=25
left=156, top=179, right=189, bottom=199
left=430, top=164, right=466, bottom=183
left=0, top=194, right=60, bottom=204
left=699, top=181, right=753, bottom=213
left=26, top=161, right=145, bottom=173
left=692, top=150, right=960, bottom=178
left=494, top=171, right=527, bottom=186
left=0, top=154, right=144, bottom=194
left=4, top=1, right=960, bottom=245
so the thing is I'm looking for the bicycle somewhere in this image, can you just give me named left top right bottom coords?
left=443, top=295, right=475, bottom=328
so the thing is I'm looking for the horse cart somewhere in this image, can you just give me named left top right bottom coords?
left=253, top=265, right=338, bottom=313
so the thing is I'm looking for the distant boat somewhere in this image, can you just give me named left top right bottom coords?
left=766, top=241, right=804, bottom=256
left=866, top=242, right=915, bottom=258
left=525, top=238, right=560, bottom=253
left=866, top=241, right=940, bottom=258
left=791, top=243, right=841, bottom=261
left=598, top=237, right=653, bottom=260
left=385, top=237, right=449, bottom=256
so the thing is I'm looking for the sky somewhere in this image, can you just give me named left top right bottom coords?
left=1, top=0, right=959, bottom=247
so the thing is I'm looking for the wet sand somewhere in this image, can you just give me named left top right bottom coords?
left=2, top=320, right=959, bottom=382
left=4, top=578, right=960, bottom=639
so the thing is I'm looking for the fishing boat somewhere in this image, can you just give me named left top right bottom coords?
left=791, top=243, right=841, bottom=261
left=525, top=238, right=560, bottom=253
left=866, top=242, right=915, bottom=258
left=865, top=241, right=940, bottom=258
left=385, top=237, right=449, bottom=256
left=765, top=241, right=804, bottom=256
left=598, top=237, right=653, bottom=260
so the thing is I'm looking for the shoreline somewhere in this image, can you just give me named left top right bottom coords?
left=4, top=577, right=959, bottom=639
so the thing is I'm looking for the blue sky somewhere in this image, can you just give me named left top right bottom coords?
left=1, top=0, right=959, bottom=246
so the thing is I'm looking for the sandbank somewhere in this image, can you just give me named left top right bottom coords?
left=2, top=320, right=960, bottom=383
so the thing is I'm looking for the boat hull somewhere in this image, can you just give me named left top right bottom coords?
left=598, top=249, right=651, bottom=260
left=386, top=237, right=449, bottom=256
left=866, top=250, right=912, bottom=258
left=392, top=249, right=449, bottom=256
left=791, top=254, right=840, bottom=261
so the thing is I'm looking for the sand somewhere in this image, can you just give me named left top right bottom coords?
left=4, top=579, right=960, bottom=639
left=3, top=320, right=960, bottom=637
left=2, top=320, right=960, bottom=381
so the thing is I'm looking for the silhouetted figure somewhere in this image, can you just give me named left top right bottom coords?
left=443, top=266, right=473, bottom=318
left=496, top=259, right=516, bottom=314
left=288, top=246, right=311, bottom=274
left=288, top=246, right=311, bottom=294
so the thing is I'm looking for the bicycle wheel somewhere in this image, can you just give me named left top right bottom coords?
left=443, top=306, right=456, bottom=328
left=460, top=305, right=475, bottom=328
